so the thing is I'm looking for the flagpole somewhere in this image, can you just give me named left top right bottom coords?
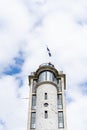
left=45, top=44, right=52, bottom=63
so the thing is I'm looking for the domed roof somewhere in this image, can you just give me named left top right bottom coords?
left=36, top=62, right=59, bottom=77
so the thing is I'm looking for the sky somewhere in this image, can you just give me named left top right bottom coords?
left=0, top=0, right=87, bottom=130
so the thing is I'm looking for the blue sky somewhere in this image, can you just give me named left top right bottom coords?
left=0, top=0, right=87, bottom=130
left=3, top=51, right=24, bottom=75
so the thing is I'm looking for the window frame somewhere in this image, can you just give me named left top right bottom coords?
left=39, top=71, right=56, bottom=82
left=31, top=112, right=36, bottom=129
left=32, top=94, right=36, bottom=109
left=57, top=94, right=63, bottom=109
left=58, top=111, right=64, bottom=128
left=58, top=79, right=62, bottom=92
left=32, top=80, right=37, bottom=93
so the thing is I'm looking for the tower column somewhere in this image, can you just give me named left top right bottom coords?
left=36, top=83, right=58, bottom=130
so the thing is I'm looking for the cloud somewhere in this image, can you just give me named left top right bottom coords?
left=0, top=75, right=28, bottom=130
left=0, top=119, right=5, bottom=127
left=0, top=0, right=32, bottom=72
left=3, top=51, right=24, bottom=76
left=67, top=95, right=87, bottom=130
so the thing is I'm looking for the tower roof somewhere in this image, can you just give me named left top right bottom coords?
left=36, top=62, right=59, bottom=77
left=29, top=62, right=66, bottom=89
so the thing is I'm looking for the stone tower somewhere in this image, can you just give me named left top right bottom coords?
left=27, top=63, right=67, bottom=130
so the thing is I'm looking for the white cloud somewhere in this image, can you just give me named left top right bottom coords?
left=67, top=95, right=87, bottom=130
left=0, top=0, right=32, bottom=71
left=0, top=75, right=28, bottom=130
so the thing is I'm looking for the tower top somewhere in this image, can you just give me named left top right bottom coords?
left=39, top=62, right=54, bottom=67
left=36, top=62, right=59, bottom=78
left=29, top=62, right=66, bottom=89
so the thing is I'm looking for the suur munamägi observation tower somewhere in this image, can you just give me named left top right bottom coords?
left=27, top=62, right=67, bottom=130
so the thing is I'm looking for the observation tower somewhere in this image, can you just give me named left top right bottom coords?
left=27, top=63, right=67, bottom=130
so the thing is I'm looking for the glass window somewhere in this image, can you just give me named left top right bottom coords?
left=57, top=94, right=63, bottom=109
left=39, top=72, right=46, bottom=82
left=31, top=112, right=36, bottom=129
left=44, top=93, right=47, bottom=100
left=58, top=79, right=62, bottom=92
left=45, top=111, right=48, bottom=119
left=58, top=111, right=64, bottom=128
left=39, top=71, right=56, bottom=82
left=47, top=71, right=55, bottom=81
left=47, top=71, right=50, bottom=80
left=32, top=95, right=36, bottom=109
left=32, top=80, right=37, bottom=93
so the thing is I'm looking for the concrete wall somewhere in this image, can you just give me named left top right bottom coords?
left=36, top=83, right=58, bottom=130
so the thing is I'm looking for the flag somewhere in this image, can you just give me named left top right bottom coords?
left=47, top=47, right=52, bottom=57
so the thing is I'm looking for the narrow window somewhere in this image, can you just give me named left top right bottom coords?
left=58, top=94, right=63, bottom=109
left=44, top=93, right=47, bottom=100
left=32, top=95, right=36, bottom=109
left=47, top=71, right=50, bottom=81
left=31, top=112, right=36, bottom=129
left=58, top=79, right=62, bottom=92
left=32, top=80, right=37, bottom=93
left=45, top=111, right=48, bottom=119
left=58, top=111, right=64, bottom=128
